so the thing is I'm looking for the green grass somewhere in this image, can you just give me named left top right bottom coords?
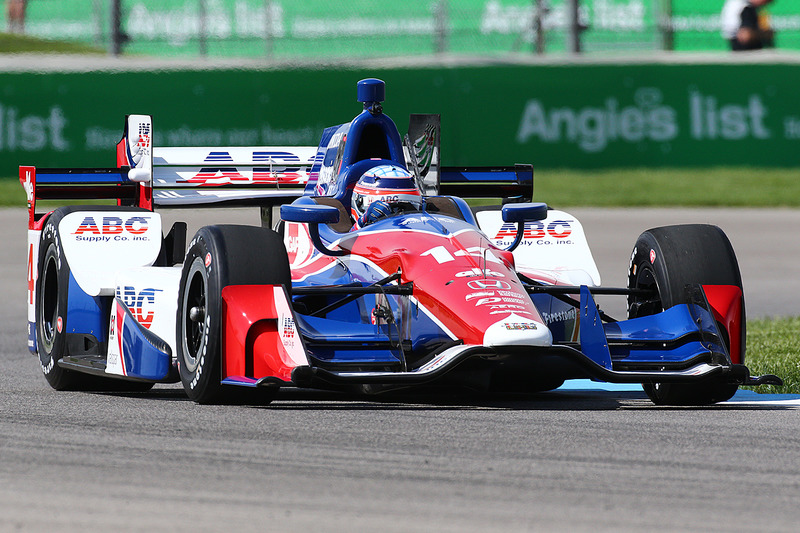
left=0, top=32, right=105, bottom=54
left=534, top=167, right=800, bottom=207
left=744, top=317, right=800, bottom=395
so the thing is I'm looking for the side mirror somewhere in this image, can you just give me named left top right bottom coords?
left=280, top=203, right=340, bottom=224
left=280, top=203, right=346, bottom=257
left=500, top=202, right=548, bottom=252
left=501, top=202, right=548, bottom=223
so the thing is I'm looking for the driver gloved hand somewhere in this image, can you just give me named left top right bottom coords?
left=359, top=200, right=392, bottom=227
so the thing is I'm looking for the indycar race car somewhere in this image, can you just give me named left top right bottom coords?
left=21, top=78, right=781, bottom=405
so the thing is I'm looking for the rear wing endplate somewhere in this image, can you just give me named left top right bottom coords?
left=404, top=113, right=533, bottom=202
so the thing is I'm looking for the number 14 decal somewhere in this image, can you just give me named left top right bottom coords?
left=421, top=245, right=502, bottom=265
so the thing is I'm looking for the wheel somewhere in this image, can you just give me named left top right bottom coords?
left=627, top=224, right=743, bottom=405
left=177, top=225, right=291, bottom=404
left=36, top=207, right=157, bottom=392
left=36, top=221, right=76, bottom=390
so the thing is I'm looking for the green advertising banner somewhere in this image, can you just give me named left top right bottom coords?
left=1, top=62, right=799, bottom=177
left=12, top=0, right=800, bottom=57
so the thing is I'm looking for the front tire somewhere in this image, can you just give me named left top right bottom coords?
left=627, top=224, right=743, bottom=405
left=177, top=225, right=291, bottom=404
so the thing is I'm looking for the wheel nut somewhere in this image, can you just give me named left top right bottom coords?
left=189, top=306, right=205, bottom=322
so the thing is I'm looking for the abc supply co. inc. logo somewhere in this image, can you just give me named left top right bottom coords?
left=72, top=215, right=152, bottom=242
left=117, top=286, right=161, bottom=329
left=494, top=219, right=573, bottom=246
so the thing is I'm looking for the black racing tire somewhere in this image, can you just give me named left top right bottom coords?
left=627, top=224, right=743, bottom=406
left=36, top=207, right=156, bottom=392
left=36, top=222, right=75, bottom=390
left=177, top=225, right=291, bottom=404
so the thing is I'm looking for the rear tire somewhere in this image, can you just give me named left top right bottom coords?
left=177, top=225, right=291, bottom=404
left=36, top=225, right=76, bottom=390
left=627, top=224, right=743, bottom=405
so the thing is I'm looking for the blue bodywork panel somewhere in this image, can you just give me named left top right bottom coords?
left=119, top=301, right=171, bottom=381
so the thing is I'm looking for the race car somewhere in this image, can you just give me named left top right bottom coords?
left=20, top=78, right=781, bottom=406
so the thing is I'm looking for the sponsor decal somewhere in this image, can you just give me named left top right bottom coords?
left=497, top=289, right=526, bottom=299
left=649, top=249, right=656, bottom=264
left=283, top=316, right=295, bottom=339
left=488, top=303, right=527, bottom=310
left=456, top=268, right=504, bottom=278
left=504, top=322, right=538, bottom=330
left=204, top=252, right=212, bottom=268
left=56, top=316, right=62, bottom=333
left=72, top=215, right=151, bottom=242
left=494, top=220, right=573, bottom=241
left=136, top=122, right=151, bottom=142
left=22, top=168, right=33, bottom=205
left=465, top=291, right=495, bottom=301
left=135, top=122, right=151, bottom=152
left=117, top=286, right=162, bottom=328
left=467, top=279, right=512, bottom=290
left=542, top=308, right=578, bottom=324
left=185, top=167, right=305, bottom=185
left=204, top=151, right=233, bottom=162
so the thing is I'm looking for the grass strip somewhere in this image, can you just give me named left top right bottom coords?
left=534, top=167, right=800, bottom=207
left=744, top=316, right=800, bottom=395
left=0, top=32, right=105, bottom=54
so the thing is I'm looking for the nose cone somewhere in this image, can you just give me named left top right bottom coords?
left=483, top=313, right=552, bottom=347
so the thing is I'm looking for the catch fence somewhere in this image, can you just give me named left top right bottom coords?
left=4, top=1, right=800, bottom=58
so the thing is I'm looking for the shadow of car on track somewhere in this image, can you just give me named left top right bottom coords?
left=94, top=384, right=800, bottom=411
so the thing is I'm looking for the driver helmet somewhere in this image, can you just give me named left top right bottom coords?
left=350, top=165, right=422, bottom=228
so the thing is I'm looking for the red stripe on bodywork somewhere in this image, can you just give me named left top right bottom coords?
left=703, top=284, right=743, bottom=365
left=222, top=285, right=296, bottom=382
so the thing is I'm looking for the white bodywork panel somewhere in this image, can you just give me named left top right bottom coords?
left=58, top=211, right=163, bottom=296
left=476, top=208, right=601, bottom=286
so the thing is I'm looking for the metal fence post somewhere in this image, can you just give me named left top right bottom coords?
left=265, top=0, right=273, bottom=58
left=533, top=0, right=545, bottom=54
left=567, top=0, right=581, bottom=53
left=434, top=0, right=448, bottom=54
left=659, top=0, right=674, bottom=51
left=110, top=0, right=124, bottom=56
left=199, top=0, right=208, bottom=57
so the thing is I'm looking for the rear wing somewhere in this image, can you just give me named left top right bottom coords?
left=149, top=145, right=317, bottom=208
left=404, top=114, right=533, bottom=202
left=21, top=114, right=318, bottom=228
left=22, top=113, right=534, bottom=230
left=439, top=165, right=533, bottom=202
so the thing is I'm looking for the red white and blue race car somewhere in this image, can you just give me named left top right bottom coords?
left=21, top=78, right=781, bottom=405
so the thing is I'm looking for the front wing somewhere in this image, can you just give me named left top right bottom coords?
left=218, top=282, right=782, bottom=391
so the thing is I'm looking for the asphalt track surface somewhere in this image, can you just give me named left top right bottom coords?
left=1, top=207, right=799, bottom=532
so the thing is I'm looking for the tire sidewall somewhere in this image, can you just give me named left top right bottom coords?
left=36, top=216, right=70, bottom=385
left=177, top=233, right=223, bottom=402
